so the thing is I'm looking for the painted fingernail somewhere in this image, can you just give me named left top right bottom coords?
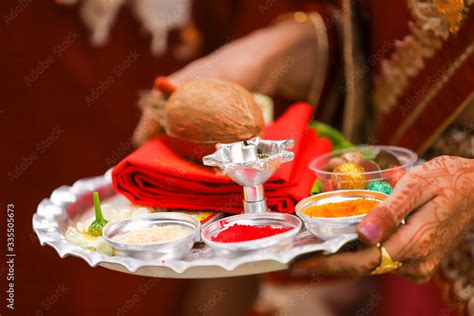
left=358, top=221, right=381, bottom=244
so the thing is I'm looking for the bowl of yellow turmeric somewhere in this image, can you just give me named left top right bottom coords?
left=295, top=190, right=387, bottom=240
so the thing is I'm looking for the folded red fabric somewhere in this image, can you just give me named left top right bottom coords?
left=112, top=103, right=332, bottom=213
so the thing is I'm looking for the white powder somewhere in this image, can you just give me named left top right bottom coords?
left=114, top=225, right=192, bottom=244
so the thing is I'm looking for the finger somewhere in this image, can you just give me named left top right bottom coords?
left=398, top=251, right=444, bottom=284
left=132, top=107, right=162, bottom=146
left=154, top=76, right=177, bottom=94
left=357, top=167, right=436, bottom=245
left=380, top=197, right=451, bottom=281
left=291, top=246, right=380, bottom=277
left=383, top=196, right=451, bottom=261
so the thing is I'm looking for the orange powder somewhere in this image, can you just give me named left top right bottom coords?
left=302, top=199, right=380, bottom=218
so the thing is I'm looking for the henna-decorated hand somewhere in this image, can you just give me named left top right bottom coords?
left=292, top=156, right=474, bottom=283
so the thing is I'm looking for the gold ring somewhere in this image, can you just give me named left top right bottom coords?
left=370, top=243, right=403, bottom=275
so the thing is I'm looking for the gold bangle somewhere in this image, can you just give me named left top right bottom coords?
left=274, top=11, right=316, bottom=26
left=370, top=243, right=403, bottom=275
left=273, top=11, right=329, bottom=107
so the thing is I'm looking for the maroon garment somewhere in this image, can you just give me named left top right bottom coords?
left=370, top=0, right=474, bottom=154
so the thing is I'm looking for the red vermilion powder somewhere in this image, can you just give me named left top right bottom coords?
left=211, top=224, right=293, bottom=242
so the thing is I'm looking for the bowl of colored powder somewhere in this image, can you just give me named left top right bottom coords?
left=103, top=212, right=200, bottom=260
left=295, top=190, right=387, bottom=240
left=201, top=213, right=302, bottom=257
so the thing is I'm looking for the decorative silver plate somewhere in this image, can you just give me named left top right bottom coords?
left=33, top=171, right=357, bottom=279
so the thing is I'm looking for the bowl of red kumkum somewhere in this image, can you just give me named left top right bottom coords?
left=201, top=213, right=302, bottom=257
left=295, top=190, right=387, bottom=240
left=102, top=212, right=201, bottom=260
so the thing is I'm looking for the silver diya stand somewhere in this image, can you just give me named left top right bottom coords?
left=200, top=137, right=307, bottom=256
left=203, top=137, right=295, bottom=214
left=33, top=138, right=357, bottom=278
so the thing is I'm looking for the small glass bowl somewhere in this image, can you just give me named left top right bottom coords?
left=295, top=190, right=387, bottom=240
left=310, top=145, right=417, bottom=193
left=201, top=213, right=302, bottom=257
left=103, top=212, right=200, bottom=260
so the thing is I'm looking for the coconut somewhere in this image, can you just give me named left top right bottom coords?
left=163, top=79, right=264, bottom=144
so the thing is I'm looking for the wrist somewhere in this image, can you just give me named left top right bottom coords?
left=262, top=14, right=324, bottom=99
left=254, top=18, right=317, bottom=59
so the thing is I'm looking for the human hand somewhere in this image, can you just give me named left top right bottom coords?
left=133, top=19, right=318, bottom=146
left=292, top=156, right=474, bottom=283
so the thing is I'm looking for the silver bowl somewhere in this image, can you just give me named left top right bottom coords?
left=201, top=213, right=302, bottom=257
left=295, top=190, right=387, bottom=240
left=103, top=212, right=201, bottom=260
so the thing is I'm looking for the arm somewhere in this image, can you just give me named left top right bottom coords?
left=133, top=17, right=321, bottom=146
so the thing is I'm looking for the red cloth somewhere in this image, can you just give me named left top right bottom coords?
left=112, top=103, right=332, bottom=213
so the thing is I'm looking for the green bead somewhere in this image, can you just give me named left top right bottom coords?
left=367, top=180, right=393, bottom=195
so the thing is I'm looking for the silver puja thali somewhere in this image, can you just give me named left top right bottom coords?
left=33, top=171, right=357, bottom=279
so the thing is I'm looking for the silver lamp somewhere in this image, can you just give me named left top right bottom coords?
left=203, top=137, right=295, bottom=213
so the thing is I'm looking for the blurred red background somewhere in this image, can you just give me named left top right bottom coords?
left=1, top=1, right=190, bottom=315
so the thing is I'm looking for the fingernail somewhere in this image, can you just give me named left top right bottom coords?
left=358, top=221, right=381, bottom=244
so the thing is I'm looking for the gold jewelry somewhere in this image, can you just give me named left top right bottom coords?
left=371, top=243, right=403, bottom=275
left=273, top=11, right=329, bottom=108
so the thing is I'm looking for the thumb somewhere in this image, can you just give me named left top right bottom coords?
left=133, top=106, right=163, bottom=147
left=356, top=170, right=435, bottom=245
